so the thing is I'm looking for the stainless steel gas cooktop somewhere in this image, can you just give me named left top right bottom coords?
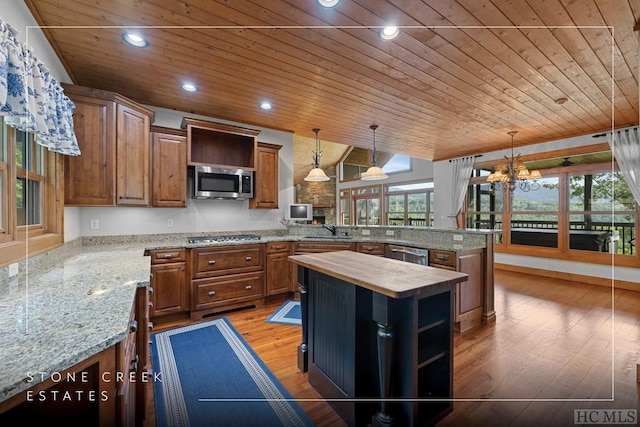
left=187, top=234, right=261, bottom=244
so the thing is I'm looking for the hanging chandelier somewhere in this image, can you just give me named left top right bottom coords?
left=361, top=124, right=389, bottom=180
left=304, top=128, right=330, bottom=182
left=486, top=131, right=542, bottom=193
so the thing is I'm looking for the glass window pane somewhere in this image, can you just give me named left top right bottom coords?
left=356, top=199, right=367, bottom=225
left=16, top=178, right=41, bottom=226
left=511, top=177, right=559, bottom=211
left=388, top=194, right=404, bottom=225
left=511, top=214, right=559, bottom=247
left=381, top=155, right=411, bottom=174
left=368, top=199, right=380, bottom=225
left=340, top=198, right=350, bottom=226
left=16, top=130, right=27, bottom=170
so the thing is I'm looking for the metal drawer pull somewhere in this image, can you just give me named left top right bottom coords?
left=208, top=260, right=216, bottom=265
left=275, top=245, right=283, bottom=249
left=245, top=285, right=252, bottom=290
left=245, top=256, right=252, bottom=261
left=163, top=254, right=173, bottom=258
left=208, top=290, right=216, bottom=297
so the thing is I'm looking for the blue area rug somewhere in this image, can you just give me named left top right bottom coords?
left=151, top=317, right=313, bottom=427
left=265, top=300, right=301, bottom=326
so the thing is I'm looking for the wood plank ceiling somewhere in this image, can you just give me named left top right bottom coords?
left=24, top=0, right=640, bottom=178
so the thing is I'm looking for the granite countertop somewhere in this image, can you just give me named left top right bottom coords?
left=289, top=250, right=468, bottom=298
left=0, top=243, right=150, bottom=403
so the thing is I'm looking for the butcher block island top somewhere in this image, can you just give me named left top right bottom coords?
left=288, top=250, right=468, bottom=298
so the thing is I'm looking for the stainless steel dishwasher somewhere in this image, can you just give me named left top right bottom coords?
left=385, top=244, right=429, bottom=265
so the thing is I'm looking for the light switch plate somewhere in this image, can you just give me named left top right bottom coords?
left=386, top=230, right=394, bottom=236
left=90, top=219, right=99, bottom=230
left=453, top=234, right=463, bottom=241
left=8, top=263, right=19, bottom=277
left=361, top=229, right=371, bottom=236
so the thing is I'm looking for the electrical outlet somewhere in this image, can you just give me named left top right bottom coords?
left=90, top=219, right=99, bottom=230
left=8, top=263, right=19, bottom=277
left=386, top=230, right=394, bottom=236
left=361, top=229, right=371, bottom=236
left=166, top=218, right=175, bottom=228
left=453, top=234, right=463, bottom=241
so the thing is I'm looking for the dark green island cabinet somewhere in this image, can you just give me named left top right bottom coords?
left=289, top=250, right=468, bottom=427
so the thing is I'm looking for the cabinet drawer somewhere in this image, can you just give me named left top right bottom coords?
left=429, top=250, right=456, bottom=268
left=193, top=272, right=264, bottom=311
left=151, top=248, right=186, bottom=264
left=266, top=241, right=290, bottom=253
left=192, top=245, right=264, bottom=278
left=294, top=242, right=355, bottom=253
left=356, top=242, right=384, bottom=255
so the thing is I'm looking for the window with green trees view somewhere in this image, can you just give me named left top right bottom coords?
left=466, top=162, right=636, bottom=257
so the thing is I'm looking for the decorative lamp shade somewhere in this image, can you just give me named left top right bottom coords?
left=304, top=167, right=330, bottom=182
left=361, top=166, right=389, bottom=180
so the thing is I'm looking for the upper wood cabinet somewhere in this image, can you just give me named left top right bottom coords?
left=181, top=117, right=260, bottom=169
left=62, top=84, right=154, bottom=206
left=150, top=126, right=187, bottom=207
left=249, top=142, right=281, bottom=209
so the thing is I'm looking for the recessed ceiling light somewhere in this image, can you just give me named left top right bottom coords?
left=318, top=0, right=340, bottom=7
left=122, top=32, right=148, bottom=48
left=182, top=82, right=197, bottom=92
left=380, top=26, right=400, bottom=40
left=260, top=101, right=272, bottom=110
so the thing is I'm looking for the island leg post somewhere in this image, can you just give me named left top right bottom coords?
left=372, top=293, right=394, bottom=427
left=297, top=266, right=309, bottom=372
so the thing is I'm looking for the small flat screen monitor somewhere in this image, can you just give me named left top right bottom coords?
left=285, top=203, right=313, bottom=221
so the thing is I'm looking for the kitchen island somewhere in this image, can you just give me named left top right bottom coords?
left=289, top=250, right=468, bottom=427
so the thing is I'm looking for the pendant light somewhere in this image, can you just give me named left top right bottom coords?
left=361, top=125, right=389, bottom=180
left=304, top=128, right=330, bottom=182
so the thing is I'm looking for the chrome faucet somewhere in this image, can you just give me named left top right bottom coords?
left=322, top=224, right=337, bottom=236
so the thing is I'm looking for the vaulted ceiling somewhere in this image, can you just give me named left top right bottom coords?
left=24, top=0, right=640, bottom=175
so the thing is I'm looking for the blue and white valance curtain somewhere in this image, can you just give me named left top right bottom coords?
left=608, top=127, right=640, bottom=206
left=0, top=16, right=79, bottom=156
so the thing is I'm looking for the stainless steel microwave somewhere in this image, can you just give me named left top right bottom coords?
left=193, top=165, right=253, bottom=200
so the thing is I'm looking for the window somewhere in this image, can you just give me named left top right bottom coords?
left=467, top=151, right=638, bottom=266
left=353, top=186, right=381, bottom=226
left=386, top=181, right=434, bottom=227
left=0, top=117, right=63, bottom=262
left=340, top=147, right=411, bottom=181
left=466, top=180, right=503, bottom=244
left=568, top=171, right=635, bottom=255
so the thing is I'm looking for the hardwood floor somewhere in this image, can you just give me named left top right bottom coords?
left=144, top=270, right=640, bottom=426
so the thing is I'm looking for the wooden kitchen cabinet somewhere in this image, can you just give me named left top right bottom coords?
left=190, top=244, right=265, bottom=320
left=63, top=84, right=154, bottom=206
left=291, top=241, right=356, bottom=292
left=265, top=242, right=290, bottom=295
left=249, top=142, right=281, bottom=209
left=429, top=248, right=484, bottom=333
left=148, top=248, right=188, bottom=322
left=150, top=126, right=187, bottom=207
left=356, top=242, right=385, bottom=256
left=182, top=117, right=260, bottom=169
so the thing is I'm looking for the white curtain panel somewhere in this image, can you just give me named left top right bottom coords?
left=450, top=156, right=475, bottom=224
left=608, top=127, right=640, bottom=206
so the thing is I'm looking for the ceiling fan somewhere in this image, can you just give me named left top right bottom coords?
left=560, top=157, right=574, bottom=167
